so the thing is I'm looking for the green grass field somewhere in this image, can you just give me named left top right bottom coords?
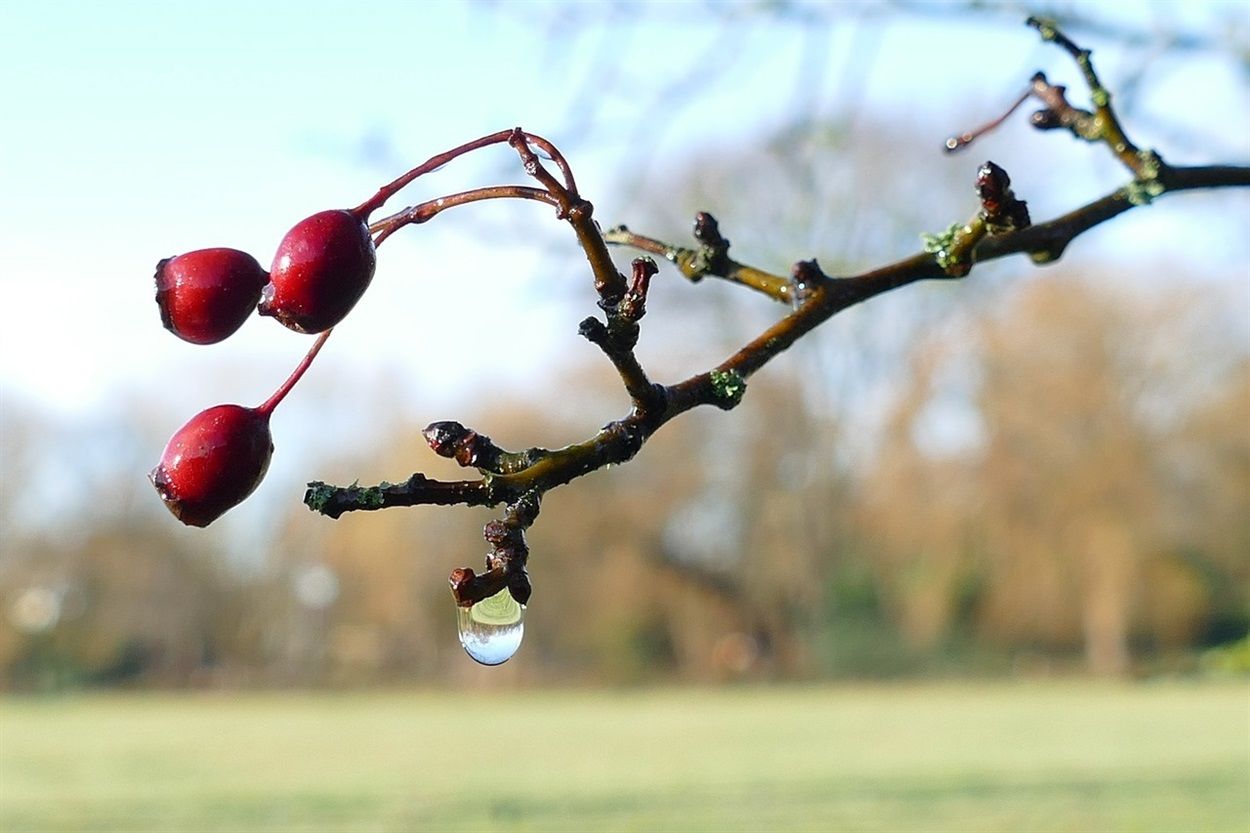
left=1, top=681, right=1246, bottom=832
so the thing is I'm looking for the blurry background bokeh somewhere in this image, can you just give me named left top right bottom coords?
left=2, top=0, right=1247, bottom=691
left=4, top=3, right=1249, bottom=831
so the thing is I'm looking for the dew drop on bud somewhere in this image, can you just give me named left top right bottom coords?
left=457, top=588, right=525, bottom=666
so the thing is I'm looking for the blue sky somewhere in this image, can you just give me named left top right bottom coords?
left=2, top=0, right=1247, bottom=427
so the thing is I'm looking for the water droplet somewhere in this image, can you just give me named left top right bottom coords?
left=457, top=588, right=525, bottom=666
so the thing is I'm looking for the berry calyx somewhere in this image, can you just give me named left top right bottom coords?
left=151, top=330, right=331, bottom=527
left=155, top=248, right=267, bottom=344
left=258, top=209, right=375, bottom=334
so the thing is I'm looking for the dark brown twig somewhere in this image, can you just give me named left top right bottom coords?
left=308, top=160, right=1250, bottom=520
left=604, top=213, right=794, bottom=304
left=450, top=492, right=539, bottom=607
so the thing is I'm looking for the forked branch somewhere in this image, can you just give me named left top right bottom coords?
left=301, top=19, right=1249, bottom=607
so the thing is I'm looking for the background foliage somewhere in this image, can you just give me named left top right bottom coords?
left=3, top=5, right=1248, bottom=833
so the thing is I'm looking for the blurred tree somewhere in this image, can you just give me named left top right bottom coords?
left=0, top=522, right=238, bottom=690
left=862, top=273, right=1249, bottom=675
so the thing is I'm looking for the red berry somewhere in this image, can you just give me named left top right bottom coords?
left=150, top=404, right=273, bottom=527
left=155, top=249, right=267, bottom=344
left=258, top=209, right=375, bottom=334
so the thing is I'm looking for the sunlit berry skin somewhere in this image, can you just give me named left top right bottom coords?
left=155, top=249, right=267, bottom=344
left=150, top=404, right=274, bottom=527
left=258, top=209, right=375, bottom=334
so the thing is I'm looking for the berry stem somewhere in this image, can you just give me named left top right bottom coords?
left=369, top=185, right=561, bottom=246
left=353, top=129, right=576, bottom=219
left=353, top=129, right=517, bottom=218
left=517, top=132, right=578, bottom=196
left=945, top=85, right=1033, bottom=153
left=257, top=329, right=332, bottom=417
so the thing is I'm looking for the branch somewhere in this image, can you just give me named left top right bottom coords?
left=306, top=161, right=1248, bottom=514
left=292, top=19, right=1248, bottom=609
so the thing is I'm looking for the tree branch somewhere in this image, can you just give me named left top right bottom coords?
left=306, top=159, right=1248, bottom=521
left=289, top=19, right=1249, bottom=608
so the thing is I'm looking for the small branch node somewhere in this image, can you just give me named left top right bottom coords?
left=691, top=211, right=731, bottom=273
left=977, top=161, right=1031, bottom=233
left=451, top=492, right=541, bottom=607
left=619, top=257, right=657, bottom=322
left=423, top=420, right=544, bottom=475
left=578, top=315, right=608, bottom=345
left=922, top=222, right=977, bottom=278
left=1028, top=72, right=1099, bottom=141
left=1125, top=150, right=1167, bottom=205
left=709, top=368, right=748, bottom=410
left=692, top=211, right=728, bottom=249
left=566, top=198, right=593, bottom=224
left=423, top=420, right=493, bottom=469
left=789, top=259, right=830, bottom=308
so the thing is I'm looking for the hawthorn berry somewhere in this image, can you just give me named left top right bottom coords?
left=155, top=248, right=267, bottom=344
left=258, top=209, right=376, bottom=334
left=150, top=404, right=273, bottom=527
left=150, top=330, right=330, bottom=527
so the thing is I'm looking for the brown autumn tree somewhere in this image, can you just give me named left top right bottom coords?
left=859, top=273, right=1249, bottom=675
